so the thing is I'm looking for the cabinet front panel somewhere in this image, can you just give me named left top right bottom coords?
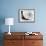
left=24, top=40, right=43, bottom=46
left=4, top=40, right=16, bottom=46
left=4, top=40, right=24, bottom=46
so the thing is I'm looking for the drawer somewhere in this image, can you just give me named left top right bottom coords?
left=25, top=35, right=43, bottom=40
left=4, top=40, right=24, bottom=46
left=24, top=40, right=43, bottom=46
left=4, top=35, right=24, bottom=40
left=32, top=40, right=43, bottom=46
left=4, top=40, right=16, bottom=46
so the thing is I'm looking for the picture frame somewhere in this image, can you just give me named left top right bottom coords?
left=18, top=9, right=35, bottom=23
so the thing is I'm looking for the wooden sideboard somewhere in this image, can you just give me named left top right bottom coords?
left=4, top=32, right=43, bottom=46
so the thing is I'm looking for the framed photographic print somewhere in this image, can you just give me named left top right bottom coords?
left=18, top=9, right=35, bottom=23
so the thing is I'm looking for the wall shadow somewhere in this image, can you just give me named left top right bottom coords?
left=0, top=16, right=5, bottom=46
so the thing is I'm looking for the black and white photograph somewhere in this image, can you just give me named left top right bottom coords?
left=19, top=9, right=35, bottom=23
